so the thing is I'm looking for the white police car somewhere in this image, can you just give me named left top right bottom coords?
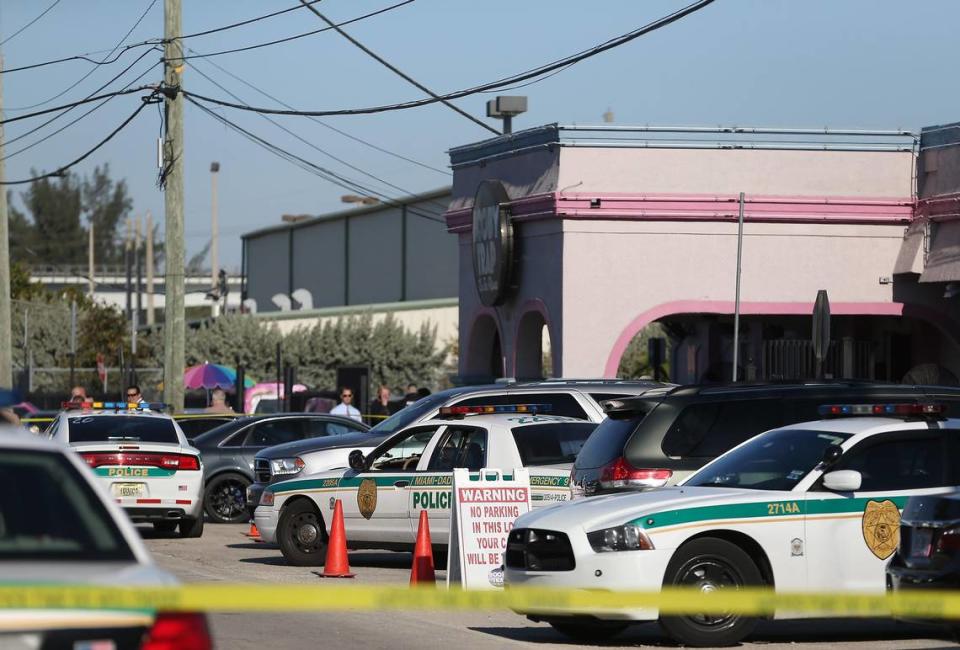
left=0, top=426, right=211, bottom=648
left=255, top=405, right=595, bottom=565
left=49, top=402, right=205, bottom=537
left=504, top=402, right=960, bottom=646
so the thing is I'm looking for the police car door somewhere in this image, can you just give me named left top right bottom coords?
left=804, top=430, right=952, bottom=592
left=409, top=425, right=488, bottom=543
left=335, top=425, right=444, bottom=544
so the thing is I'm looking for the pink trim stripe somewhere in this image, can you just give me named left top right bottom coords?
left=603, top=300, right=904, bottom=378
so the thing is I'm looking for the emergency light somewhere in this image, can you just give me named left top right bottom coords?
left=438, top=404, right=553, bottom=417
left=61, top=401, right=169, bottom=412
left=817, top=402, right=946, bottom=417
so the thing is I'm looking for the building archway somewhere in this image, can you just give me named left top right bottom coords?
left=464, top=312, right=503, bottom=381
left=515, top=306, right=553, bottom=380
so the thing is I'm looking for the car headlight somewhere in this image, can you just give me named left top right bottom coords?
left=270, top=457, right=305, bottom=476
left=587, top=524, right=654, bottom=552
left=260, top=490, right=275, bottom=507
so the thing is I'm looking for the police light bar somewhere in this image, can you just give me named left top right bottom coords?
left=61, top=401, right=168, bottom=412
left=438, top=404, right=553, bottom=416
left=818, top=403, right=946, bottom=417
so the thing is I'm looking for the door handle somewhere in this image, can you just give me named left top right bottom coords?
left=394, top=480, right=409, bottom=488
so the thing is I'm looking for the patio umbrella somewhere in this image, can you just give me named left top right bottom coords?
left=183, top=363, right=256, bottom=390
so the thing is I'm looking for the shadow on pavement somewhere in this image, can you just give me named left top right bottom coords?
left=227, top=542, right=279, bottom=550
left=238, top=556, right=291, bottom=566
left=472, top=618, right=955, bottom=647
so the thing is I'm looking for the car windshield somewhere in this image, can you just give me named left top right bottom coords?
left=684, top=428, right=852, bottom=491
left=0, top=449, right=135, bottom=561
left=67, top=416, right=179, bottom=444
left=512, top=422, right=598, bottom=466
left=368, top=392, right=452, bottom=435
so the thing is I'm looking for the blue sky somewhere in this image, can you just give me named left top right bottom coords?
left=1, top=0, right=958, bottom=269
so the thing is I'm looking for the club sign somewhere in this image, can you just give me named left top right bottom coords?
left=472, top=180, right=514, bottom=306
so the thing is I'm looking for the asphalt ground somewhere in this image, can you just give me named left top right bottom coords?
left=142, top=523, right=959, bottom=649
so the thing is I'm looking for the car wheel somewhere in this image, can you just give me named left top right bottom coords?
left=153, top=521, right=178, bottom=533
left=549, top=621, right=629, bottom=641
left=659, top=537, right=762, bottom=647
left=278, top=500, right=327, bottom=566
left=179, top=515, right=205, bottom=538
left=204, top=473, right=251, bottom=523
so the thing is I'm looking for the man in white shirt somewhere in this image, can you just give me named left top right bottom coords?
left=330, top=386, right=362, bottom=422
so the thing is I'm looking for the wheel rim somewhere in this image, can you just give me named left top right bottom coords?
left=289, top=512, right=322, bottom=554
left=210, top=480, right=246, bottom=521
left=673, top=556, right=744, bottom=630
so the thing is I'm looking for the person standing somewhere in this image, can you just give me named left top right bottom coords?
left=125, top=385, right=145, bottom=405
left=330, top=387, right=362, bottom=422
left=368, top=385, right=392, bottom=423
left=205, top=388, right=235, bottom=414
left=404, top=384, right=419, bottom=406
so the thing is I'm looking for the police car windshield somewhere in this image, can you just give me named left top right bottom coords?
left=0, top=450, right=135, bottom=561
left=684, top=428, right=852, bottom=491
left=369, top=392, right=451, bottom=435
left=68, top=416, right=179, bottom=444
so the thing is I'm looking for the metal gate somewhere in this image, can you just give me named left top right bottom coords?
left=761, top=339, right=874, bottom=380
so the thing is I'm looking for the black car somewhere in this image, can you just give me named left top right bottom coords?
left=573, top=382, right=960, bottom=497
left=191, top=414, right=368, bottom=523
left=174, top=414, right=240, bottom=442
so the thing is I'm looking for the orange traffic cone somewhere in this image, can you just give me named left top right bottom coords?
left=318, top=499, right=354, bottom=578
left=410, top=509, right=436, bottom=585
left=243, top=521, right=261, bottom=539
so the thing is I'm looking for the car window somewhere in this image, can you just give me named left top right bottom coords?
left=368, top=427, right=438, bottom=472
left=661, top=400, right=783, bottom=458
left=176, top=418, right=233, bottom=441
left=454, top=393, right=588, bottom=419
left=427, top=427, right=487, bottom=471
left=308, top=418, right=364, bottom=437
left=575, top=410, right=650, bottom=469
left=512, top=422, right=597, bottom=466
left=66, top=416, right=179, bottom=444
left=369, top=392, right=452, bottom=435
left=244, top=420, right=305, bottom=446
left=831, top=435, right=947, bottom=491
left=0, top=449, right=135, bottom=561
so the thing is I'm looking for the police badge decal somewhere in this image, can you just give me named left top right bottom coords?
left=357, top=478, right=378, bottom=520
left=862, top=499, right=900, bottom=559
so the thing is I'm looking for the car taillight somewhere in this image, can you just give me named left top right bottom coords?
left=178, top=455, right=200, bottom=471
left=142, top=612, right=211, bottom=650
left=936, top=528, right=960, bottom=553
left=599, top=457, right=672, bottom=489
left=80, top=452, right=200, bottom=471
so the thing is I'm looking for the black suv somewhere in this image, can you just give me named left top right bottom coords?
left=573, top=382, right=960, bottom=497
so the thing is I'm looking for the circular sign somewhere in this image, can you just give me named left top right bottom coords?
left=472, top=180, right=514, bottom=306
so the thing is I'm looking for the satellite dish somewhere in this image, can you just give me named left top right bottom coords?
left=241, top=298, right=257, bottom=314
left=291, top=288, right=314, bottom=310
left=271, top=294, right=292, bottom=311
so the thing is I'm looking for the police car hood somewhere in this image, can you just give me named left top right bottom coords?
left=515, top=486, right=786, bottom=533
left=257, top=431, right=387, bottom=460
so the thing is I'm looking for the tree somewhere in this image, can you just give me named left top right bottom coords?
left=617, top=322, right=670, bottom=380
left=83, top=164, right=133, bottom=266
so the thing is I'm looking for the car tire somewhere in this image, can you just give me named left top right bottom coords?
left=549, top=621, right=628, bottom=641
left=278, top=499, right=327, bottom=566
left=179, top=515, right=205, bottom=538
left=153, top=521, right=178, bottom=533
left=204, top=473, right=251, bottom=524
left=659, top=537, right=762, bottom=647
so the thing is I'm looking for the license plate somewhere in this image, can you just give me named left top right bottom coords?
left=111, top=483, right=145, bottom=498
left=909, top=528, right=933, bottom=558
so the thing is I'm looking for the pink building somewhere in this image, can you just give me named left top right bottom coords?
left=446, top=124, right=960, bottom=384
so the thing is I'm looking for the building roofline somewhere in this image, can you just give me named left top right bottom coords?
left=241, top=186, right=452, bottom=240
left=250, top=297, right=457, bottom=321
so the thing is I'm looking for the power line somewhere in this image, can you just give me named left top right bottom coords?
left=173, top=0, right=323, bottom=41
left=0, top=0, right=64, bottom=47
left=0, top=91, right=157, bottom=185
left=193, top=53, right=448, bottom=176
left=0, top=41, right=157, bottom=76
left=184, top=0, right=716, bottom=118
left=186, top=96, right=446, bottom=224
left=297, top=0, right=497, bottom=135
left=7, top=0, right=158, bottom=111
left=170, top=0, right=414, bottom=62
left=188, top=58, right=448, bottom=207
left=0, top=85, right=154, bottom=126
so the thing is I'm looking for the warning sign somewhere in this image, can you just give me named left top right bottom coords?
left=447, top=468, right=530, bottom=590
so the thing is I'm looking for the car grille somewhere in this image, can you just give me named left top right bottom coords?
left=254, top=458, right=271, bottom=483
left=505, top=528, right=575, bottom=571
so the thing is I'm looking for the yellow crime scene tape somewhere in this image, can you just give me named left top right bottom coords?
left=0, top=585, right=958, bottom=619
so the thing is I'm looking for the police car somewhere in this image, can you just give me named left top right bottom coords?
left=49, top=402, right=205, bottom=538
left=0, top=426, right=210, bottom=648
left=255, top=405, right=596, bottom=565
left=504, top=402, right=960, bottom=646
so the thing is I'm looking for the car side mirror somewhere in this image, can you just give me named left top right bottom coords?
left=822, top=469, right=862, bottom=492
left=348, top=449, right=366, bottom=472
left=821, top=444, right=844, bottom=466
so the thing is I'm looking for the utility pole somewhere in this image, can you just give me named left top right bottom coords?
left=163, top=0, right=186, bottom=411
left=88, top=221, right=95, bottom=297
left=146, top=212, right=155, bottom=325
left=0, top=55, right=12, bottom=389
left=732, top=192, right=745, bottom=383
left=135, top=216, right=142, bottom=320
left=124, top=217, right=132, bottom=321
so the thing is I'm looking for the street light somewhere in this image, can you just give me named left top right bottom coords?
left=486, top=96, right=527, bottom=134
left=341, top=194, right=380, bottom=206
left=210, top=161, right=220, bottom=317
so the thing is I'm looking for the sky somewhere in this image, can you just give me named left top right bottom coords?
left=1, top=0, right=959, bottom=270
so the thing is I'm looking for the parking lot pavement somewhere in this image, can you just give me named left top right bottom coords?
left=142, top=523, right=957, bottom=649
